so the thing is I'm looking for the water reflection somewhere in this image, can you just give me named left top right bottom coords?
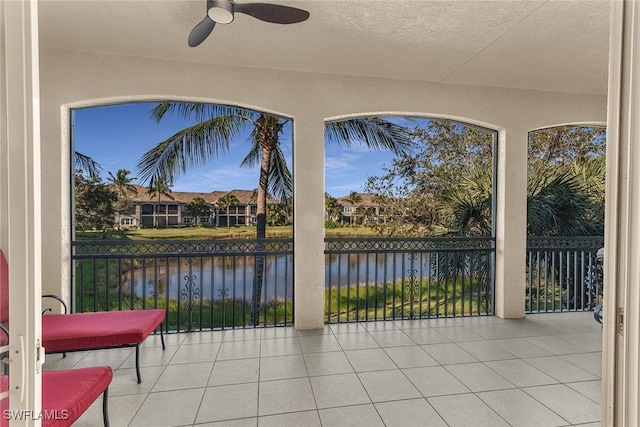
left=124, top=255, right=292, bottom=301
left=123, top=252, right=427, bottom=301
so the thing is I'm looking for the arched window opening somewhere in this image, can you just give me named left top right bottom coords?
left=525, top=125, right=606, bottom=315
left=324, top=116, right=497, bottom=322
left=71, top=101, right=293, bottom=330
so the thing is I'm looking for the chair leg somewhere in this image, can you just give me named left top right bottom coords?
left=135, top=344, right=141, bottom=384
left=102, top=387, right=110, bottom=427
left=160, top=323, right=165, bottom=350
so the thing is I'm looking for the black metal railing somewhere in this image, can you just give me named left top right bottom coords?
left=72, top=239, right=293, bottom=332
left=526, top=236, right=604, bottom=314
left=324, top=237, right=496, bottom=323
left=71, top=235, right=600, bottom=330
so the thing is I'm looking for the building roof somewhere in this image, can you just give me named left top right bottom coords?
left=336, top=193, right=379, bottom=207
left=127, top=185, right=259, bottom=205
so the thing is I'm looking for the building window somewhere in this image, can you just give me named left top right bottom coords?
left=121, top=217, right=136, bottom=226
left=141, top=204, right=153, bottom=215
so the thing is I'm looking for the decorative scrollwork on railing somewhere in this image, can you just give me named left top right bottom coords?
left=527, top=236, right=604, bottom=251
left=404, top=251, right=421, bottom=319
left=180, top=259, right=201, bottom=331
left=325, top=237, right=494, bottom=253
left=72, top=238, right=294, bottom=257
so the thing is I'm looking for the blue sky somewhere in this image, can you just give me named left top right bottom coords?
left=73, top=102, right=401, bottom=197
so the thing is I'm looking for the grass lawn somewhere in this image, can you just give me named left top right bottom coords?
left=76, top=224, right=378, bottom=240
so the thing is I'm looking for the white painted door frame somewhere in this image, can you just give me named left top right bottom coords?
left=1, top=0, right=44, bottom=424
left=604, top=1, right=640, bottom=425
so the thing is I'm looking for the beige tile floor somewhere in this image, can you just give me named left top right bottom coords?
left=44, top=311, right=603, bottom=426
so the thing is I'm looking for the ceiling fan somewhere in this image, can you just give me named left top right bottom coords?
left=188, top=0, right=310, bottom=47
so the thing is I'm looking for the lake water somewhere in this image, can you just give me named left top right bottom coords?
left=124, top=252, right=429, bottom=301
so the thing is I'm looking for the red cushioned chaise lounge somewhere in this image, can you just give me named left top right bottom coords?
left=41, top=300, right=166, bottom=383
left=1, top=250, right=165, bottom=384
left=1, top=250, right=114, bottom=426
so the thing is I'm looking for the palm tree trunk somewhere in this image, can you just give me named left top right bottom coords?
left=251, top=136, right=272, bottom=325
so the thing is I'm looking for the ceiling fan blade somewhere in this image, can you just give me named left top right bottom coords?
left=234, top=3, right=309, bottom=24
left=188, top=15, right=216, bottom=47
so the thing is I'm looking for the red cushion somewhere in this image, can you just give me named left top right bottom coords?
left=43, top=367, right=113, bottom=426
left=42, top=309, right=165, bottom=353
left=0, top=366, right=112, bottom=427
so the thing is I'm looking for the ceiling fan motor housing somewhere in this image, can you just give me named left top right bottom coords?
left=207, top=0, right=234, bottom=23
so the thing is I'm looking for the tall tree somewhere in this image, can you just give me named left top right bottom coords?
left=108, top=169, right=137, bottom=197
left=528, top=126, right=606, bottom=167
left=107, top=169, right=138, bottom=229
left=366, top=120, right=494, bottom=236
left=324, top=192, right=341, bottom=223
left=267, top=197, right=292, bottom=226
left=366, top=120, right=605, bottom=237
left=137, top=102, right=415, bottom=325
left=184, top=197, right=212, bottom=225
left=74, top=173, right=117, bottom=231
left=146, top=176, right=174, bottom=228
left=217, top=192, right=239, bottom=228
left=344, top=191, right=363, bottom=225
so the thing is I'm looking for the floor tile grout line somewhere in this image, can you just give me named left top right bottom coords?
left=45, top=312, right=602, bottom=426
left=518, top=384, right=581, bottom=426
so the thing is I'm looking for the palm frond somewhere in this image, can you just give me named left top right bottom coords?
left=527, top=166, right=593, bottom=236
left=74, top=152, right=102, bottom=179
left=146, top=175, right=175, bottom=200
left=150, top=102, right=256, bottom=124
left=325, top=117, right=414, bottom=155
left=240, top=140, right=261, bottom=168
left=267, top=144, right=293, bottom=201
left=137, top=116, right=245, bottom=184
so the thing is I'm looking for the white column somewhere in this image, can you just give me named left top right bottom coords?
left=1, top=0, right=43, bottom=422
left=494, top=128, right=527, bottom=318
left=604, top=1, right=640, bottom=425
left=292, top=114, right=325, bottom=329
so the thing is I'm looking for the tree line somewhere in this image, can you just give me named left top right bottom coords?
left=364, top=122, right=605, bottom=237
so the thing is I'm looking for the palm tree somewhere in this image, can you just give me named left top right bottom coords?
left=217, top=192, right=239, bottom=228
left=184, top=197, right=212, bottom=225
left=137, top=102, right=415, bottom=325
left=107, top=169, right=137, bottom=197
left=146, top=176, right=174, bottom=228
left=324, top=192, right=341, bottom=222
left=527, top=165, right=594, bottom=236
left=344, top=191, right=363, bottom=225
left=107, top=169, right=138, bottom=229
left=438, top=166, right=493, bottom=236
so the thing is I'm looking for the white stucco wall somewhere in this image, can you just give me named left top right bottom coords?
left=38, top=47, right=607, bottom=326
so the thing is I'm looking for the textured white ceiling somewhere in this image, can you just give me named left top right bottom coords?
left=38, top=0, right=611, bottom=94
